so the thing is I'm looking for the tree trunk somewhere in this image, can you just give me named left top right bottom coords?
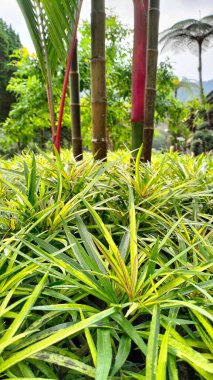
left=46, top=81, right=56, bottom=142
left=131, top=0, right=148, bottom=158
left=91, top=0, right=107, bottom=160
left=69, top=39, right=83, bottom=161
left=143, top=0, right=160, bottom=163
left=198, top=42, right=205, bottom=105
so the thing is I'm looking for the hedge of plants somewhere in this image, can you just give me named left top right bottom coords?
left=0, top=150, right=212, bottom=379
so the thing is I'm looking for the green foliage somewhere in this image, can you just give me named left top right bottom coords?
left=1, top=49, right=71, bottom=153
left=2, top=13, right=132, bottom=153
left=0, top=150, right=212, bottom=379
left=1, top=15, right=210, bottom=154
left=0, top=18, right=21, bottom=122
left=154, top=61, right=190, bottom=149
left=155, top=60, right=176, bottom=123
left=191, top=122, right=213, bottom=155
left=1, top=49, right=49, bottom=150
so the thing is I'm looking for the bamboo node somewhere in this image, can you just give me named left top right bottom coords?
left=147, top=48, right=158, bottom=52
left=91, top=57, right=106, bottom=62
left=92, top=138, right=106, bottom=143
left=91, top=10, right=105, bottom=15
left=91, top=99, right=107, bottom=104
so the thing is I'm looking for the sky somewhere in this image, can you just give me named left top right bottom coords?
left=1, top=0, right=213, bottom=81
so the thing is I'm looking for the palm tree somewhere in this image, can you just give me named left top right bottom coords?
left=159, top=15, right=213, bottom=104
left=173, top=78, right=199, bottom=99
left=17, top=0, right=57, bottom=141
left=17, top=0, right=83, bottom=154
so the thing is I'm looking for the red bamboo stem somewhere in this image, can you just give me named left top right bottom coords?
left=46, top=83, right=55, bottom=142
left=55, top=0, right=83, bottom=152
left=131, top=0, right=148, bottom=123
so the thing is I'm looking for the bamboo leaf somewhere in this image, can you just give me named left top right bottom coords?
left=111, top=334, right=131, bottom=376
left=75, top=215, right=107, bottom=273
left=168, top=355, right=179, bottom=380
left=0, top=273, right=47, bottom=353
left=31, top=350, right=96, bottom=378
left=129, top=186, right=138, bottom=295
left=146, top=305, right=160, bottom=380
left=112, top=313, right=147, bottom=355
left=157, top=326, right=170, bottom=380
left=145, top=237, right=159, bottom=281
left=83, top=199, right=131, bottom=294
left=0, top=307, right=116, bottom=373
left=96, top=328, right=112, bottom=380
left=28, top=153, right=37, bottom=206
left=169, top=337, right=213, bottom=376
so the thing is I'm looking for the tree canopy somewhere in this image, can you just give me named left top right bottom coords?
left=0, top=18, right=21, bottom=122
left=159, top=15, right=213, bottom=103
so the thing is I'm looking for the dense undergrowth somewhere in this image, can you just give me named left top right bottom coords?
left=0, top=150, right=212, bottom=379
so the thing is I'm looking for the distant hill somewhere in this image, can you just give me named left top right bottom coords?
left=177, top=79, right=213, bottom=101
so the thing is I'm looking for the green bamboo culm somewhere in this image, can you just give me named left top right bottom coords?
left=91, top=0, right=107, bottom=160
left=69, top=39, right=83, bottom=161
left=132, top=121, right=144, bottom=158
left=143, top=0, right=160, bottom=163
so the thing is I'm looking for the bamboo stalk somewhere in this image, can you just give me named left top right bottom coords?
left=143, top=0, right=160, bottom=163
left=131, top=0, right=148, bottom=158
left=46, top=82, right=56, bottom=142
left=91, top=0, right=107, bottom=160
left=69, top=39, right=83, bottom=161
left=55, top=0, right=83, bottom=153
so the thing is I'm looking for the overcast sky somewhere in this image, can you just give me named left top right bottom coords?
left=1, top=0, right=213, bottom=81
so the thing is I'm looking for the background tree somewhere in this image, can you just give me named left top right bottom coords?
left=159, top=15, right=213, bottom=104
left=191, top=121, right=213, bottom=155
left=0, top=18, right=21, bottom=122
left=1, top=49, right=70, bottom=153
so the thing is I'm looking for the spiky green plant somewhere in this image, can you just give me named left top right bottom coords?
left=0, top=150, right=212, bottom=379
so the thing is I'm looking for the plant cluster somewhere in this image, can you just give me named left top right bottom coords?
left=0, top=151, right=212, bottom=379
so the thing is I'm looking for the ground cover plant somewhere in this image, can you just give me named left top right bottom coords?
left=0, top=150, right=212, bottom=379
